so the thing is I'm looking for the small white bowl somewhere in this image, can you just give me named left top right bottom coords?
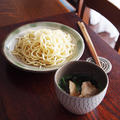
left=54, top=61, right=109, bottom=115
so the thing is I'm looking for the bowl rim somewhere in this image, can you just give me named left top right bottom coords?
left=2, top=21, right=85, bottom=72
left=54, top=60, right=109, bottom=99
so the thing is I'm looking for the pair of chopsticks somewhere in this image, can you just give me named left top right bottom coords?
left=77, top=21, right=101, bottom=68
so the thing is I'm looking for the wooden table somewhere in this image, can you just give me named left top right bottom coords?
left=0, top=0, right=68, bottom=27
left=0, top=7, right=120, bottom=120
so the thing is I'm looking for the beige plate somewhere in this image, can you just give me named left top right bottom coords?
left=3, top=22, right=85, bottom=72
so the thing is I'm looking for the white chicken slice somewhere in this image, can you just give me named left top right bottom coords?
left=69, top=80, right=79, bottom=96
left=79, top=81, right=98, bottom=97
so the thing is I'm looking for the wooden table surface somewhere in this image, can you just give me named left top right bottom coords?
left=0, top=0, right=67, bottom=27
left=0, top=0, right=120, bottom=120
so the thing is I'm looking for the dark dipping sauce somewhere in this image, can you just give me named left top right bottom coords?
left=59, top=73, right=99, bottom=96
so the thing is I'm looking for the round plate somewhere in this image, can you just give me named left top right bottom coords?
left=3, top=22, right=85, bottom=72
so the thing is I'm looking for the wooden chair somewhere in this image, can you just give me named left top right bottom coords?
left=77, top=0, right=120, bottom=52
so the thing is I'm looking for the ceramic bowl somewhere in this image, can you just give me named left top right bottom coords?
left=54, top=61, right=109, bottom=115
left=3, top=22, right=85, bottom=72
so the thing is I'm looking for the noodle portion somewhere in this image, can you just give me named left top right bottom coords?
left=12, top=29, right=75, bottom=67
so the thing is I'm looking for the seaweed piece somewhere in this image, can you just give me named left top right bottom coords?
left=59, top=77, right=69, bottom=93
left=75, top=83, right=81, bottom=93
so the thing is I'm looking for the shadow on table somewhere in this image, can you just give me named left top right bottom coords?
left=5, top=63, right=55, bottom=93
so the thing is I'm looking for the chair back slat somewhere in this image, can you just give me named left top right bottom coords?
left=78, top=0, right=120, bottom=52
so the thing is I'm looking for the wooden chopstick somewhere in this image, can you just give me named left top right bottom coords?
left=77, top=21, right=101, bottom=67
